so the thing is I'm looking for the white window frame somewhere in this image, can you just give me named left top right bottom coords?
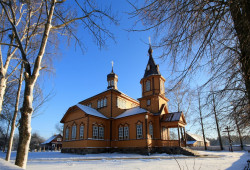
left=72, top=124, right=76, bottom=140
left=104, top=98, right=107, bottom=107
left=118, top=126, right=123, bottom=140
left=80, top=125, right=84, bottom=139
left=136, top=123, right=143, bottom=139
left=146, top=80, right=150, bottom=91
left=99, top=126, right=104, bottom=139
left=124, top=126, right=129, bottom=140
left=93, top=125, right=98, bottom=139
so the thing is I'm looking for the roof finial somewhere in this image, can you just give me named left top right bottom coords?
left=148, top=37, right=153, bottom=56
left=111, top=61, right=114, bottom=73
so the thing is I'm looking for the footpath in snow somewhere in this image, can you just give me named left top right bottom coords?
left=0, top=150, right=249, bottom=170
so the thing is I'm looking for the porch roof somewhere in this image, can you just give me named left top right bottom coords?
left=162, top=112, right=182, bottom=122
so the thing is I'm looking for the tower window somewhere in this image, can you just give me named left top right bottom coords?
left=146, top=80, right=150, bottom=91
left=147, top=64, right=150, bottom=71
left=111, top=80, right=114, bottom=86
left=147, top=99, right=151, bottom=106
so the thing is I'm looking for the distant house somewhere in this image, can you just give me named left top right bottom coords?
left=186, top=133, right=210, bottom=147
left=41, top=134, right=63, bottom=150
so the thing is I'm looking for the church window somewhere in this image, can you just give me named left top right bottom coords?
left=99, top=126, right=104, bottom=139
left=87, top=103, right=92, bottom=108
left=104, top=98, right=107, bottom=107
left=98, top=100, right=100, bottom=108
left=124, top=125, right=129, bottom=140
left=146, top=80, right=150, bottom=91
left=72, top=124, right=76, bottom=140
left=80, top=125, right=84, bottom=139
left=108, top=80, right=110, bottom=86
left=118, top=126, right=123, bottom=140
left=136, top=123, right=143, bottom=139
left=149, top=123, right=153, bottom=138
left=147, top=64, right=150, bottom=71
left=93, top=125, right=98, bottom=139
left=65, top=127, right=69, bottom=140
left=147, top=99, right=151, bottom=106
left=101, top=99, right=104, bottom=107
left=111, top=80, right=114, bottom=86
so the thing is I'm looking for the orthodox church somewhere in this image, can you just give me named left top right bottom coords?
left=60, top=45, right=187, bottom=154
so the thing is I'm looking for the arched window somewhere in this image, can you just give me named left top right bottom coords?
left=111, top=80, right=114, bottom=86
left=65, top=126, right=69, bottom=140
left=101, top=99, right=104, bottom=107
left=98, top=100, right=100, bottom=108
left=136, top=122, right=143, bottom=139
left=149, top=122, right=153, bottom=138
left=146, top=80, right=150, bottom=91
left=118, top=125, right=123, bottom=140
left=124, top=124, right=129, bottom=140
left=99, top=126, right=104, bottom=139
left=72, top=124, right=76, bottom=140
left=93, top=125, right=98, bottom=139
left=104, top=98, right=107, bottom=107
left=80, top=124, right=84, bottom=139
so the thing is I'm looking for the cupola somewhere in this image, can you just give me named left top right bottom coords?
left=107, top=61, right=118, bottom=90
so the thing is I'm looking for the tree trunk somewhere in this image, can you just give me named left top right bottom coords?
left=198, top=92, right=207, bottom=150
left=229, top=1, right=250, bottom=106
left=15, top=80, right=34, bottom=168
left=212, top=93, right=223, bottom=150
left=6, top=64, right=24, bottom=161
left=15, top=1, right=56, bottom=168
left=0, top=74, right=7, bottom=114
left=235, top=116, right=244, bottom=150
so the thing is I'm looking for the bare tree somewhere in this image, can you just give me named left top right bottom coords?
left=0, top=0, right=116, bottom=168
left=130, top=0, right=250, bottom=126
left=6, top=63, right=23, bottom=161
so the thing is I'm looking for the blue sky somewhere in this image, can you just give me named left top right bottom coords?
left=29, top=0, right=210, bottom=139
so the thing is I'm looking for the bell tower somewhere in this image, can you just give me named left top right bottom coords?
left=138, top=45, right=169, bottom=113
left=107, top=61, right=118, bottom=90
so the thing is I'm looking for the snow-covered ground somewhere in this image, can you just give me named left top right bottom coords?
left=0, top=150, right=249, bottom=170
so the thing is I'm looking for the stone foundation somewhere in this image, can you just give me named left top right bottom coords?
left=61, top=147, right=196, bottom=156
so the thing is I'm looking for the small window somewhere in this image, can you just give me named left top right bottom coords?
left=149, top=123, right=153, bottom=138
left=99, top=126, right=104, bottom=139
left=147, top=99, right=151, bottom=106
left=111, top=80, right=114, bottom=86
left=98, top=100, right=100, bottom=108
left=93, top=125, right=98, bottom=139
left=65, top=127, right=69, bottom=140
left=87, top=103, right=92, bottom=108
left=80, top=125, right=84, bottom=139
left=104, top=98, right=107, bottom=107
left=108, top=81, right=110, bottom=86
left=147, top=64, right=150, bottom=71
left=146, top=80, right=150, bottom=91
left=119, top=126, right=123, bottom=140
left=124, top=126, right=129, bottom=140
left=101, top=99, right=104, bottom=107
left=136, top=123, right=143, bottom=139
left=72, top=124, right=76, bottom=140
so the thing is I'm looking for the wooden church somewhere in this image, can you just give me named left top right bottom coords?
left=60, top=45, right=187, bottom=155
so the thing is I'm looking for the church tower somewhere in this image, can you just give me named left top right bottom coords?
left=107, top=62, right=118, bottom=90
left=138, top=45, right=169, bottom=113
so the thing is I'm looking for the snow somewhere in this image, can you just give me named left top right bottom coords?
left=115, top=107, right=147, bottom=119
left=0, top=150, right=249, bottom=170
left=76, top=104, right=108, bottom=119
